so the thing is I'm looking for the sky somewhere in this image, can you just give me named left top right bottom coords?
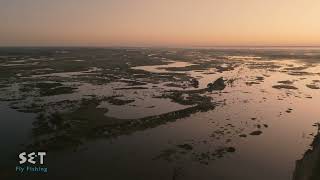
left=1, top=0, right=320, bottom=47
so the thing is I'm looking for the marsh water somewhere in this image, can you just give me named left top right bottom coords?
left=0, top=48, right=320, bottom=180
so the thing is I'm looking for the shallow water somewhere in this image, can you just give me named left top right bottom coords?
left=0, top=48, right=319, bottom=180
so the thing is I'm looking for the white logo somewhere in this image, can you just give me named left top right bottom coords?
left=19, top=152, right=46, bottom=165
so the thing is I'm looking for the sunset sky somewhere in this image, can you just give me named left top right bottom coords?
left=1, top=0, right=320, bottom=47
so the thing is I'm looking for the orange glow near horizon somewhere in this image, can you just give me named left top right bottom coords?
left=1, top=0, right=320, bottom=47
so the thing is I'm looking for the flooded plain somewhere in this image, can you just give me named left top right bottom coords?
left=0, top=48, right=320, bottom=180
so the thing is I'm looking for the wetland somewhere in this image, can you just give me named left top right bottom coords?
left=0, top=47, right=320, bottom=180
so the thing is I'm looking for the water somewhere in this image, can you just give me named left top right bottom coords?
left=0, top=47, right=319, bottom=180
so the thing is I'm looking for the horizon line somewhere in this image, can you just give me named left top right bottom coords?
left=1, top=45, right=320, bottom=49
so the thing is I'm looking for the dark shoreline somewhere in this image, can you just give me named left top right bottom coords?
left=293, top=127, right=320, bottom=180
